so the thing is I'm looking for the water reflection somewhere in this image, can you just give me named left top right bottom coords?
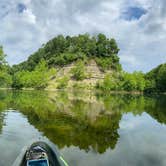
left=0, top=111, right=42, bottom=166
left=0, top=90, right=165, bottom=166
left=11, top=91, right=121, bottom=153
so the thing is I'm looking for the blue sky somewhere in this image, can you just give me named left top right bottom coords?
left=17, top=3, right=27, bottom=13
left=0, top=0, right=166, bottom=72
left=122, top=7, right=147, bottom=21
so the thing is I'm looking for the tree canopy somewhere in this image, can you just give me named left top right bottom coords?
left=1, top=33, right=166, bottom=93
left=0, top=46, right=12, bottom=87
left=12, top=33, right=120, bottom=72
left=145, top=63, right=166, bottom=92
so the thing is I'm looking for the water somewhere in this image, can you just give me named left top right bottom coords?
left=0, top=90, right=165, bottom=166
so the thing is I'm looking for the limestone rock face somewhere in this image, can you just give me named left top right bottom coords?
left=46, top=60, right=112, bottom=90
left=86, top=60, right=104, bottom=79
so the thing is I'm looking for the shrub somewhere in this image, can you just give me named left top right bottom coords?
left=71, top=61, right=86, bottom=81
left=72, top=82, right=87, bottom=89
left=12, top=60, right=51, bottom=89
left=48, top=52, right=86, bottom=66
left=121, top=72, right=145, bottom=91
left=95, top=57, right=121, bottom=72
left=57, top=76, right=69, bottom=89
left=96, top=74, right=118, bottom=91
left=96, top=71, right=146, bottom=92
left=0, top=71, right=12, bottom=87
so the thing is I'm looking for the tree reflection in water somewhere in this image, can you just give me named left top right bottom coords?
left=0, top=90, right=165, bottom=154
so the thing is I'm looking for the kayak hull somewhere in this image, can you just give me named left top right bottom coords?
left=12, top=141, right=68, bottom=166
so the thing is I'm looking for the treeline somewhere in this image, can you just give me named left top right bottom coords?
left=12, top=60, right=56, bottom=89
left=0, top=32, right=166, bottom=92
left=0, top=46, right=56, bottom=89
left=12, top=33, right=120, bottom=72
left=97, top=63, right=166, bottom=92
left=145, top=63, right=166, bottom=93
left=0, top=46, right=12, bottom=88
left=97, top=71, right=146, bottom=92
left=10, top=33, right=121, bottom=89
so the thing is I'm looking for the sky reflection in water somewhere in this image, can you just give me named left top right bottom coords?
left=0, top=90, right=165, bottom=166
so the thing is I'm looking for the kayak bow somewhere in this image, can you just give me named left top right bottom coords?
left=12, top=141, right=69, bottom=166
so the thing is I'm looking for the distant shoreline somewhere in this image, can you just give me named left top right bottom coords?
left=0, top=87, right=165, bottom=95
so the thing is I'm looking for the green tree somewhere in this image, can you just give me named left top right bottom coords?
left=57, top=76, right=69, bottom=89
left=0, top=72, right=12, bottom=87
left=71, top=61, right=86, bottom=81
left=145, top=63, right=166, bottom=92
left=0, top=46, right=7, bottom=67
left=121, top=72, right=145, bottom=91
left=135, top=72, right=146, bottom=91
left=0, top=46, right=12, bottom=87
left=108, top=39, right=119, bottom=55
left=31, top=60, right=49, bottom=89
left=96, top=74, right=119, bottom=91
left=156, top=64, right=166, bottom=91
left=96, top=34, right=107, bottom=57
left=12, top=34, right=121, bottom=72
left=121, top=73, right=136, bottom=91
left=12, top=71, right=26, bottom=89
left=12, top=60, right=51, bottom=89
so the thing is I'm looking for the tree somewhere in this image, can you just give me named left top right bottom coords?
left=0, top=46, right=7, bottom=66
left=145, top=63, right=166, bottom=92
left=96, top=34, right=107, bottom=57
left=71, top=61, right=86, bottom=81
left=12, top=60, right=50, bottom=89
left=120, top=72, right=145, bottom=91
left=108, top=39, right=119, bottom=55
left=32, top=60, right=49, bottom=89
left=57, top=76, right=69, bottom=89
left=0, top=46, right=12, bottom=87
left=135, top=72, right=146, bottom=91
left=156, top=64, right=166, bottom=91
left=12, top=34, right=120, bottom=72
left=96, top=73, right=120, bottom=91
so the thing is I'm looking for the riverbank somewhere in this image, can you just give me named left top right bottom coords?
left=1, top=87, right=165, bottom=96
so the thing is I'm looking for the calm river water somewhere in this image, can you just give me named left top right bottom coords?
left=0, top=90, right=165, bottom=166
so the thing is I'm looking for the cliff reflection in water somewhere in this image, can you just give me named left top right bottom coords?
left=0, top=90, right=165, bottom=154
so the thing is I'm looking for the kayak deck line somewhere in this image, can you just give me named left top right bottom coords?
left=60, top=156, right=69, bottom=166
left=12, top=140, right=69, bottom=166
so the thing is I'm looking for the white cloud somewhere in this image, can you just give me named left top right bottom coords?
left=21, top=9, right=36, bottom=24
left=0, top=0, right=166, bottom=72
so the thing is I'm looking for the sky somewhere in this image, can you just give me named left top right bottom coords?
left=0, top=0, right=166, bottom=72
